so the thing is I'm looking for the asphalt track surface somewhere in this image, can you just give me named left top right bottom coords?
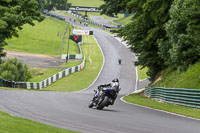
left=90, top=16, right=117, bottom=28
left=0, top=16, right=200, bottom=133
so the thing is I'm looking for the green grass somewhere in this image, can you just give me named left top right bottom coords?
left=152, top=61, right=200, bottom=89
left=59, top=60, right=82, bottom=68
left=137, top=66, right=148, bottom=80
left=124, top=92, right=200, bottom=119
left=28, top=67, right=62, bottom=82
left=114, top=15, right=133, bottom=25
left=43, top=35, right=103, bottom=91
left=68, top=0, right=104, bottom=7
left=5, top=17, right=79, bottom=56
left=0, top=110, right=76, bottom=133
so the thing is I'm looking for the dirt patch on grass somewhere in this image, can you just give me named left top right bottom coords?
left=3, top=50, right=65, bottom=69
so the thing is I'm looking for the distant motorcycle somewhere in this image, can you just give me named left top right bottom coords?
left=88, top=86, right=118, bottom=110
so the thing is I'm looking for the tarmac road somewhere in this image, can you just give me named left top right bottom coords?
left=90, top=15, right=117, bottom=28
left=0, top=17, right=200, bottom=133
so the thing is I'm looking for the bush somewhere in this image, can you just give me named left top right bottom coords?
left=0, top=58, right=32, bottom=81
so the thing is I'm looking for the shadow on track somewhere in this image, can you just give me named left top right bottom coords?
left=90, top=108, right=120, bottom=112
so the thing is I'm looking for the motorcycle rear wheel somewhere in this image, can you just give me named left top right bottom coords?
left=97, top=96, right=109, bottom=110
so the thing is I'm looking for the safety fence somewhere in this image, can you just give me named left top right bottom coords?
left=1, top=57, right=85, bottom=89
left=67, top=11, right=112, bottom=31
left=144, top=87, right=200, bottom=108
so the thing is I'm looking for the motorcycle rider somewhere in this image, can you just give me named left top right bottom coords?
left=99, top=78, right=121, bottom=92
left=95, top=78, right=121, bottom=105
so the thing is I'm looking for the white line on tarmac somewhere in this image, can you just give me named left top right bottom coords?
left=74, top=34, right=105, bottom=92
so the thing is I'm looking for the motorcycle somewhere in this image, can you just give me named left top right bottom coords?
left=88, top=86, right=118, bottom=110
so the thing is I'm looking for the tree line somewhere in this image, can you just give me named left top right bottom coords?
left=100, top=0, right=200, bottom=81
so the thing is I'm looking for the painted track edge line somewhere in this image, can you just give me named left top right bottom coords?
left=74, top=34, right=105, bottom=93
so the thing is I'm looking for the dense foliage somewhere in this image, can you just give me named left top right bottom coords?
left=163, top=0, right=200, bottom=70
left=0, top=58, right=32, bottom=81
left=0, top=0, right=44, bottom=62
left=100, top=0, right=200, bottom=81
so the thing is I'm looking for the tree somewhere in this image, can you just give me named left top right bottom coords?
left=38, top=0, right=46, bottom=11
left=101, top=0, right=200, bottom=80
left=0, top=0, right=44, bottom=62
left=164, top=0, right=200, bottom=70
left=0, top=58, right=32, bottom=81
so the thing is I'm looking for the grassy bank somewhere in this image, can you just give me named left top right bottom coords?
left=0, top=111, right=76, bottom=133
left=5, top=17, right=79, bottom=56
left=43, top=35, right=103, bottom=91
left=152, top=61, right=200, bottom=89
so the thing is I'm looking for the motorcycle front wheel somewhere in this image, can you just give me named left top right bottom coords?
left=88, top=101, right=94, bottom=108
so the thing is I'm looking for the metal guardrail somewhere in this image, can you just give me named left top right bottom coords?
left=144, top=87, right=200, bottom=108
left=0, top=57, right=85, bottom=89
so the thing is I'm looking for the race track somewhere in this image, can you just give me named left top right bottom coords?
left=0, top=16, right=200, bottom=133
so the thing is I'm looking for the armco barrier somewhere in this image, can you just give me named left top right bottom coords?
left=144, top=87, right=200, bottom=108
left=13, top=57, right=85, bottom=89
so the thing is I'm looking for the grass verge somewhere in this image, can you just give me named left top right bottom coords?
left=137, top=66, right=148, bottom=80
left=0, top=110, right=76, bottom=133
left=124, top=92, right=200, bottom=119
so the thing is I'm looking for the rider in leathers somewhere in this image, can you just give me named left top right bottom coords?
left=96, top=78, right=121, bottom=105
